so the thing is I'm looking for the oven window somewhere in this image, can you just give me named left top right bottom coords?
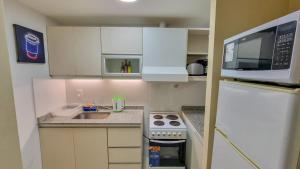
left=149, top=140, right=186, bottom=167
left=160, top=146, right=182, bottom=166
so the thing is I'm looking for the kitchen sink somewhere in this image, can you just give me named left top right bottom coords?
left=73, top=112, right=111, bottom=119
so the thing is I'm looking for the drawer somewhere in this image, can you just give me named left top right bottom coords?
left=109, top=164, right=141, bottom=169
left=108, top=128, right=142, bottom=147
left=109, top=148, right=141, bottom=163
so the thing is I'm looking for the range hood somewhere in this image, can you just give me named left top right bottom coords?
left=142, top=66, right=188, bottom=82
left=142, top=28, right=188, bottom=82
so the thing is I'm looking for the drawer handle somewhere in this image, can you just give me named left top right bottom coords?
left=150, top=140, right=186, bottom=144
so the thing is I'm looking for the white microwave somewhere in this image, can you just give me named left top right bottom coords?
left=222, top=10, right=300, bottom=85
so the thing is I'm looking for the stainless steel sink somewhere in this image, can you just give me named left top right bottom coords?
left=73, top=112, right=111, bottom=119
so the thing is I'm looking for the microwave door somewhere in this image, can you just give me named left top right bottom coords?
left=223, top=27, right=277, bottom=70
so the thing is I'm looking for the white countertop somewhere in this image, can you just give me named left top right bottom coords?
left=38, top=107, right=144, bottom=128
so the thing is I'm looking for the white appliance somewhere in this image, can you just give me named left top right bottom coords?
left=148, top=112, right=187, bottom=169
left=143, top=28, right=188, bottom=82
left=222, top=10, right=300, bottom=84
left=112, top=96, right=125, bottom=112
left=149, top=113, right=187, bottom=140
left=212, top=81, right=300, bottom=169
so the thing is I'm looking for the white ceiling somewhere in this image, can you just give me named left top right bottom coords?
left=17, top=0, right=210, bottom=27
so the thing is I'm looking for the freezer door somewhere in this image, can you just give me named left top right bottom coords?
left=216, top=81, right=300, bottom=169
left=212, top=130, right=257, bottom=169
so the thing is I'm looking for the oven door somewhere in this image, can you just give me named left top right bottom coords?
left=149, top=139, right=186, bottom=169
left=223, top=26, right=277, bottom=70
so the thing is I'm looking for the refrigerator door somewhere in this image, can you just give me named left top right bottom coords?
left=212, top=130, right=257, bottom=169
left=216, top=81, right=300, bottom=169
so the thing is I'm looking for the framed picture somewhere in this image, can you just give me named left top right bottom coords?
left=13, top=24, right=45, bottom=63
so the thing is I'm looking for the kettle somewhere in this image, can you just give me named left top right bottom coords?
left=112, top=96, right=125, bottom=112
left=187, top=63, right=204, bottom=75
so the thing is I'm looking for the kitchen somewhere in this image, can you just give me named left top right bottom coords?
left=0, top=1, right=300, bottom=169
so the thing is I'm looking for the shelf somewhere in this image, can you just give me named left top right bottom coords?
left=188, top=28, right=210, bottom=35
left=189, top=76, right=207, bottom=82
left=102, top=55, right=142, bottom=77
left=187, top=53, right=208, bottom=56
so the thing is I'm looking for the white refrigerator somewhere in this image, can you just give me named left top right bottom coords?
left=212, top=80, right=300, bottom=169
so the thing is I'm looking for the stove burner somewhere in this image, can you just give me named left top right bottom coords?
left=153, top=115, right=163, bottom=120
left=154, top=121, right=165, bottom=126
left=170, top=121, right=181, bottom=126
left=166, top=115, right=179, bottom=120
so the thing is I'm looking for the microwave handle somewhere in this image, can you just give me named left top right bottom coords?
left=150, top=140, right=186, bottom=144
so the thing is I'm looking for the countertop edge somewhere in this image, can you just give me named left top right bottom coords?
left=181, top=111, right=204, bottom=142
left=38, top=123, right=142, bottom=128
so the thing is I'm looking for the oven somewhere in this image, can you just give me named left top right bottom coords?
left=149, top=139, right=186, bottom=169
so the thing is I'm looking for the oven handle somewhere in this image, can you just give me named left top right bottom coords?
left=150, top=140, right=186, bottom=144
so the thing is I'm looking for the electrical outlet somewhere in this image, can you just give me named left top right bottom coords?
left=76, top=89, right=84, bottom=101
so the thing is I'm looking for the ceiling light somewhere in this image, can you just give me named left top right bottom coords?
left=120, top=0, right=137, bottom=3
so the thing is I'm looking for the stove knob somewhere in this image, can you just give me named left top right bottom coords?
left=151, top=132, right=155, bottom=136
left=162, top=132, right=166, bottom=136
left=178, top=132, right=182, bottom=136
left=157, top=132, right=161, bottom=136
left=173, top=132, right=177, bottom=136
left=168, top=132, right=172, bottom=136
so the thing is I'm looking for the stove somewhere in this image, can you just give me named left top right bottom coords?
left=149, top=112, right=187, bottom=140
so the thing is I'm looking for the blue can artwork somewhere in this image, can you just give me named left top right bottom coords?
left=14, top=24, right=45, bottom=63
left=25, top=33, right=40, bottom=60
left=149, top=146, right=160, bottom=167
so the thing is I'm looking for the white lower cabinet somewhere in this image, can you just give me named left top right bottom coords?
left=108, top=127, right=142, bottom=168
left=108, top=128, right=142, bottom=147
left=73, top=128, right=108, bottom=169
left=40, top=127, right=142, bottom=169
left=110, top=164, right=142, bottom=169
left=40, top=128, right=75, bottom=169
left=109, top=148, right=142, bottom=163
left=184, top=114, right=203, bottom=169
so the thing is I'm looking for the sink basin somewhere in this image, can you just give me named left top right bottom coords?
left=73, top=112, right=111, bottom=119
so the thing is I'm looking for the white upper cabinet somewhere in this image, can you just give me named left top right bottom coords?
left=142, top=28, right=188, bottom=82
left=101, top=27, right=143, bottom=55
left=48, top=27, right=76, bottom=76
left=73, top=27, right=102, bottom=76
left=48, top=26, right=101, bottom=76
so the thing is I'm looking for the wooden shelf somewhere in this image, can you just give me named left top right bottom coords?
left=189, top=76, right=207, bottom=82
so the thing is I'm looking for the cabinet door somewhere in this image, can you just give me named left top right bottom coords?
left=186, top=121, right=203, bottom=169
left=47, top=27, right=76, bottom=76
left=190, top=138, right=203, bottom=169
left=101, top=27, right=143, bottom=54
left=109, top=164, right=141, bottom=169
left=143, top=28, right=187, bottom=67
left=108, top=128, right=142, bottom=147
left=39, top=128, right=75, bottom=169
left=73, top=128, right=108, bottom=169
left=73, top=27, right=102, bottom=76
left=109, top=148, right=142, bottom=163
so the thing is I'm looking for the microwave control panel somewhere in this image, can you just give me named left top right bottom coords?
left=272, top=21, right=297, bottom=70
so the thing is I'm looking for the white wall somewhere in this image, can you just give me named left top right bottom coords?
left=3, top=0, right=58, bottom=169
left=66, top=79, right=206, bottom=109
left=66, top=79, right=206, bottom=135
left=33, top=79, right=67, bottom=118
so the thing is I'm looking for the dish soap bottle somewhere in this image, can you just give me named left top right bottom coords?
left=128, top=61, right=132, bottom=73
